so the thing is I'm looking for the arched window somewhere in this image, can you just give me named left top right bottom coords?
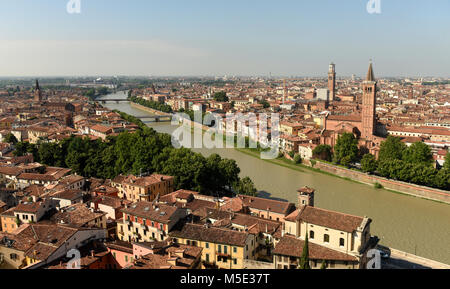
left=309, top=230, right=315, bottom=239
left=339, top=238, right=345, bottom=247
left=324, top=234, right=330, bottom=243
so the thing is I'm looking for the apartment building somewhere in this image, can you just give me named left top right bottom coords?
left=118, top=202, right=187, bottom=242
left=112, top=174, right=174, bottom=202
left=169, top=223, right=256, bottom=269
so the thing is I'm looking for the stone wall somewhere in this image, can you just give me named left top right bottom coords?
left=310, top=161, right=450, bottom=204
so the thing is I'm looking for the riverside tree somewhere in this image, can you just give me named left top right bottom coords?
left=361, top=153, right=377, bottom=173
left=12, top=120, right=254, bottom=197
left=333, top=133, right=358, bottom=167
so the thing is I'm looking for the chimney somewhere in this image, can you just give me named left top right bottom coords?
left=90, top=250, right=95, bottom=257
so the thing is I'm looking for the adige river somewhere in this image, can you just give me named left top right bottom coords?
left=100, top=91, right=450, bottom=264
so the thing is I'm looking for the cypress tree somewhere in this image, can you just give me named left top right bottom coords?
left=299, top=234, right=311, bottom=269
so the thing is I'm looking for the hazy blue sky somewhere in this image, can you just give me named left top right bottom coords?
left=0, top=0, right=449, bottom=77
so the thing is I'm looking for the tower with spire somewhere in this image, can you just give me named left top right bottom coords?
left=361, top=60, right=377, bottom=139
left=34, top=79, right=42, bottom=103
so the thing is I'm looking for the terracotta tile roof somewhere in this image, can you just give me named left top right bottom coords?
left=104, top=239, right=133, bottom=253
left=327, top=114, right=361, bottom=122
left=121, top=201, right=179, bottom=224
left=237, top=195, right=296, bottom=215
left=0, top=165, right=23, bottom=176
left=90, top=124, right=112, bottom=134
left=292, top=206, right=364, bottom=233
left=170, top=223, right=249, bottom=247
left=273, top=235, right=358, bottom=261
left=50, top=203, right=106, bottom=227
left=122, top=174, right=174, bottom=188
left=15, top=201, right=44, bottom=214
left=51, top=189, right=83, bottom=201
left=93, top=195, right=131, bottom=209
left=0, top=224, right=79, bottom=262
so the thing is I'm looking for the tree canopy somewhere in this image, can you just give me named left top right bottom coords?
left=378, top=136, right=406, bottom=162
left=13, top=117, right=256, bottom=197
left=312, top=144, right=332, bottom=162
left=402, top=141, right=433, bottom=166
left=213, top=91, right=229, bottom=102
left=4, top=133, right=18, bottom=144
left=333, top=133, right=358, bottom=167
left=129, top=95, right=173, bottom=113
left=299, top=234, right=311, bottom=269
left=361, top=153, right=377, bottom=173
left=443, top=152, right=450, bottom=170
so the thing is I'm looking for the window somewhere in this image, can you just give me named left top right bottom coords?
left=309, top=230, right=315, bottom=239
left=233, top=247, right=237, bottom=253
left=205, top=243, right=209, bottom=249
left=339, top=238, right=345, bottom=247
left=134, top=216, right=138, bottom=222
left=125, top=255, right=128, bottom=262
left=233, top=259, right=237, bottom=265
left=205, top=254, right=210, bottom=262
left=224, top=246, right=227, bottom=254
left=324, top=234, right=330, bottom=243
left=218, top=245, right=222, bottom=253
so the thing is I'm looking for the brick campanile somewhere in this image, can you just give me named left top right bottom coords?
left=328, top=63, right=336, bottom=101
left=361, top=61, right=377, bottom=139
left=34, top=79, right=42, bottom=103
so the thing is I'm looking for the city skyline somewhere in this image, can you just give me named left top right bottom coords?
left=0, top=0, right=449, bottom=77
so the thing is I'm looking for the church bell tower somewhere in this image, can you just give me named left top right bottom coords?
left=361, top=61, right=377, bottom=139
left=34, top=79, right=42, bottom=103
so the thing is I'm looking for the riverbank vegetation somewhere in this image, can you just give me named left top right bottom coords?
left=128, top=95, right=173, bottom=113
left=314, top=133, right=450, bottom=190
left=13, top=113, right=258, bottom=197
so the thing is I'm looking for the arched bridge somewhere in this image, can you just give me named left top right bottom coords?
left=134, top=114, right=172, bottom=122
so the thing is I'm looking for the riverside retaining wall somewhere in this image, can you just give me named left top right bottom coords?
left=309, top=161, right=450, bottom=204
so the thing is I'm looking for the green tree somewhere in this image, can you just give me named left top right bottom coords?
left=213, top=91, right=228, bottom=102
left=4, top=133, right=18, bottom=144
left=320, top=260, right=327, bottom=269
left=379, top=136, right=406, bottom=162
left=333, top=133, right=358, bottom=166
left=361, top=153, right=377, bottom=173
left=299, top=234, right=311, bottom=269
left=434, top=168, right=450, bottom=190
left=288, top=150, right=295, bottom=158
left=260, top=100, right=270, bottom=108
left=235, top=177, right=257, bottom=196
left=312, top=145, right=332, bottom=162
left=402, top=142, right=433, bottom=166
left=443, top=152, right=450, bottom=170
left=294, top=154, right=302, bottom=164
